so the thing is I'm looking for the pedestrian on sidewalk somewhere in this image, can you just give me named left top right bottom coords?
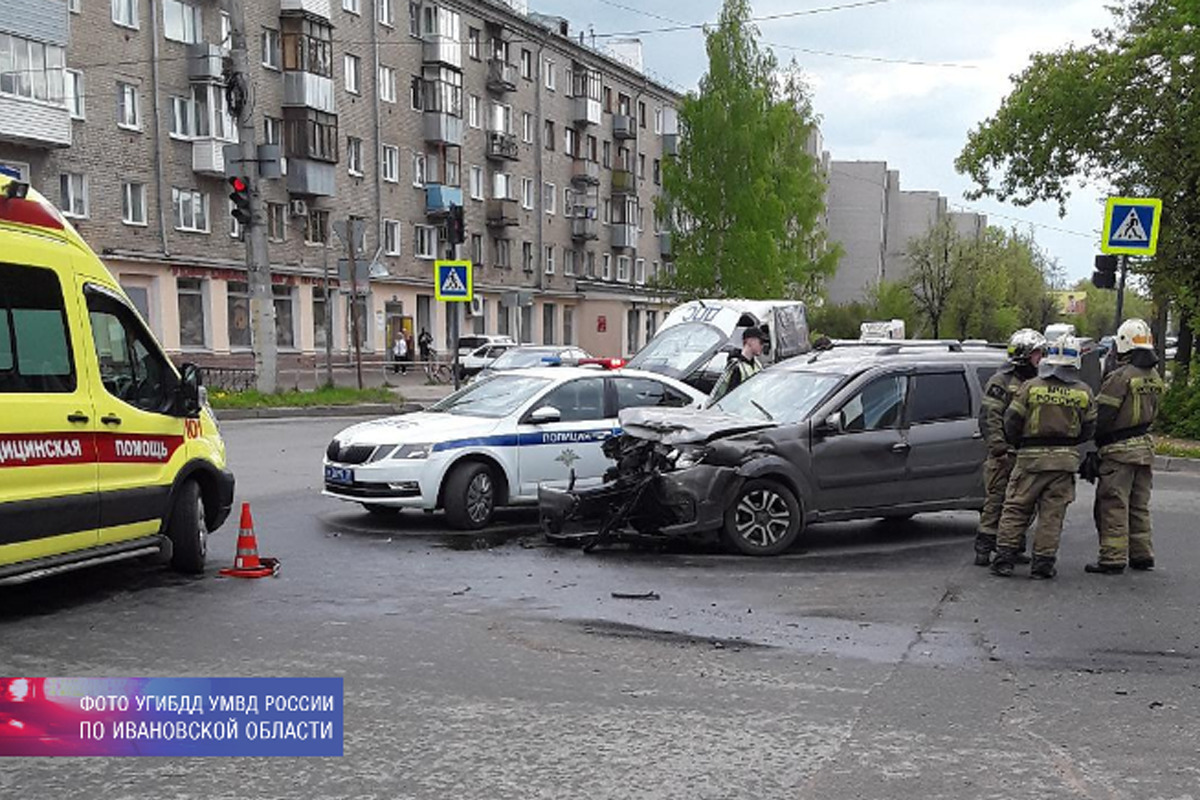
left=392, top=335, right=408, bottom=374
left=418, top=328, right=433, bottom=364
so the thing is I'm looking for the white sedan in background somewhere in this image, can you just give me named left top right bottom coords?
left=323, top=368, right=706, bottom=529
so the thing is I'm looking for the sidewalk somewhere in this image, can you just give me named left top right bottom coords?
left=215, top=378, right=455, bottom=421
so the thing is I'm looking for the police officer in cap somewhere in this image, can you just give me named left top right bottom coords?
left=709, top=325, right=766, bottom=404
left=974, top=328, right=1045, bottom=566
left=992, top=335, right=1097, bottom=579
left=1084, top=318, right=1165, bottom=574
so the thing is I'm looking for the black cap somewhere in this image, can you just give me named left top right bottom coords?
left=742, top=325, right=767, bottom=343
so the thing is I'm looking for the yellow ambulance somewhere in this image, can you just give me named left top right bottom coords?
left=0, top=176, right=234, bottom=585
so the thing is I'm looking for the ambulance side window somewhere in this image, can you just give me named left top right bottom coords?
left=0, top=263, right=76, bottom=393
left=85, top=289, right=173, bottom=413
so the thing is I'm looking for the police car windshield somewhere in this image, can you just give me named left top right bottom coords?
left=429, top=374, right=551, bottom=418
left=625, top=323, right=726, bottom=378
left=490, top=348, right=561, bottom=369
left=714, top=371, right=843, bottom=424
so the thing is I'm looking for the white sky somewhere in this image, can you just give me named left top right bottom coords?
left=534, top=0, right=1114, bottom=282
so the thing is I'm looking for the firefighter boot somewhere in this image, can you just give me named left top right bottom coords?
left=1085, top=562, right=1125, bottom=575
left=973, top=532, right=994, bottom=567
left=1030, top=556, right=1058, bottom=580
left=990, top=549, right=1017, bottom=578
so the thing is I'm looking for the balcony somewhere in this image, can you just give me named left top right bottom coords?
left=485, top=131, right=519, bottom=161
left=486, top=198, right=519, bottom=227
left=280, top=0, right=331, bottom=19
left=423, top=112, right=463, bottom=146
left=612, top=223, right=638, bottom=251
left=283, top=72, right=336, bottom=113
left=612, top=169, right=636, bottom=195
left=573, top=96, right=602, bottom=127
left=571, top=217, right=599, bottom=241
left=486, top=59, right=518, bottom=93
left=659, top=231, right=672, bottom=257
left=425, top=184, right=463, bottom=216
left=423, top=36, right=463, bottom=69
left=571, top=159, right=600, bottom=185
left=187, top=44, right=223, bottom=82
left=613, top=114, right=637, bottom=140
left=0, top=96, right=70, bottom=149
left=191, top=138, right=229, bottom=177
left=286, top=159, right=336, bottom=197
left=663, top=132, right=679, bottom=156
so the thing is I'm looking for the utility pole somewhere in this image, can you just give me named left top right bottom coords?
left=446, top=234, right=461, bottom=391
left=1114, top=254, right=1129, bottom=332
left=322, top=242, right=333, bottom=387
left=223, top=0, right=275, bottom=393
left=347, top=219, right=364, bottom=390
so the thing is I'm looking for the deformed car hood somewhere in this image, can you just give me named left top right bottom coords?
left=618, top=407, right=775, bottom=445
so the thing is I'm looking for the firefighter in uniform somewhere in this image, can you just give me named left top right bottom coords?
left=1084, top=318, right=1165, bottom=574
left=991, top=335, right=1097, bottom=579
left=975, top=328, right=1046, bottom=566
left=708, top=325, right=766, bottom=404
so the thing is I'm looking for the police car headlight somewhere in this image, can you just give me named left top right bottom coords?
left=669, top=446, right=708, bottom=470
left=389, top=443, right=433, bottom=460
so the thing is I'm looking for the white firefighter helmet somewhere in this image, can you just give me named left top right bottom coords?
left=1042, top=334, right=1083, bottom=370
left=1007, top=328, right=1047, bottom=364
left=1115, top=318, right=1154, bottom=354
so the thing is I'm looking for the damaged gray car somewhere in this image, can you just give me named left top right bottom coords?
left=538, top=343, right=1009, bottom=556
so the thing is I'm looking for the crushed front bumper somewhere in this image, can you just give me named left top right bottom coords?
left=538, top=464, right=741, bottom=541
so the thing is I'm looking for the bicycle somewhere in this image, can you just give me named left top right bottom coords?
left=423, top=352, right=453, bottom=385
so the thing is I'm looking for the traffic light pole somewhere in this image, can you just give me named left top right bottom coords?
left=1114, top=255, right=1128, bottom=331
left=347, top=219, right=364, bottom=391
left=223, top=0, right=275, bottom=394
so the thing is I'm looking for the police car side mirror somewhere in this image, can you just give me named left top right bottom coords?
left=176, top=363, right=203, bottom=418
left=529, top=405, right=561, bottom=425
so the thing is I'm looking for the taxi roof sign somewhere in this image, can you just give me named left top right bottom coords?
left=1102, top=197, right=1162, bottom=256
left=434, top=260, right=473, bottom=302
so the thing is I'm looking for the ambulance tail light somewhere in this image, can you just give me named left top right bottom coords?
left=0, top=182, right=65, bottom=230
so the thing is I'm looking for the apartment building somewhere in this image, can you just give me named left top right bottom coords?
left=0, top=0, right=680, bottom=369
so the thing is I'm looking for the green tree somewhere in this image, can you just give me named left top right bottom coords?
left=1063, top=279, right=1153, bottom=338
left=904, top=218, right=962, bottom=338
left=661, top=0, right=837, bottom=299
left=809, top=279, right=917, bottom=339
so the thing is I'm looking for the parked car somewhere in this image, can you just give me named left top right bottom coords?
left=323, top=367, right=706, bottom=529
left=459, top=342, right=517, bottom=376
left=539, top=342, right=1010, bottom=556
left=470, top=345, right=593, bottom=383
left=456, top=334, right=516, bottom=359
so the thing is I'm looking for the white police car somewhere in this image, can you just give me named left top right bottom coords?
left=322, top=368, right=706, bottom=528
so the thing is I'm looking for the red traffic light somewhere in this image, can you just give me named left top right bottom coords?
left=230, top=177, right=248, bottom=192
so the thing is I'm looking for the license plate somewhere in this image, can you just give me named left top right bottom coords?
left=325, top=465, right=354, bottom=485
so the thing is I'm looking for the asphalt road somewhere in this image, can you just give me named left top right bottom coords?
left=3, top=416, right=1200, bottom=799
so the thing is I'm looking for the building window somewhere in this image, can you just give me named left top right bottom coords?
left=59, top=173, right=88, bottom=218
left=493, top=237, right=510, bottom=268
left=468, top=27, right=481, bottom=60
left=116, top=82, right=141, bottom=130
left=381, top=144, right=399, bottom=182
left=169, top=89, right=207, bottom=139
left=617, top=255, right=630, bottom=282
left=544, top=120, right=555, bottom=151
left=344, top=54, right=361, bottom=93
left=347, top=136, right=363, bottom=175
left=410, top=75, right=423, bottom=110
left=635, top=258, right=646, bottom=285
left=412, top=151, right=426, bottom=187
left=520, top=49, right=532, bottom=80
left=69, top=0, right=82, bottom=13
left=564, top=127, right=577, bottom=158
left=343, top=0, right=361, bottom=13
left=226, top=281, right=251, bottom=349
left=520, top=177, right=533, bottom=210
left=163, top=0, right=202, bottom=44
left=112, top=0, right=138, bottom=29
left=653, top=159, right=661, bottom=186
left=469, top=165, right=484, bottom=200
left=468, top=95, right=480, bottom=128
left=544, top=245, right=555, bottom=275
left=471, top=233, right=483, bottom=265
left=542, top=303, right=556, bottom=345
left=121, top=182, right=146, bottom=226
left=305, top=209, right=329, bottom=245
left=281, top=16, right=333, bottom=77
left=522, top=112, right=533, bottom=143
left=603, top=86, right=612, bottom=112
left=408, top=1, right=420, bottom=36
left=602, top=140, right=611, bottom=168
left=268, top=203, right=286, bottom=241
left=603, top=199, right=611, bottom=225
left=313, top=286, right=330, bottom=349
left=261, top=28, right=281, bottom=69
left=586, top=251, right=596, bottom=278
left=415, top=224, right=437, bottom=259
left=654, top=108, right=663, bottom=134
left=379, top=65, right=396, bottom=102
left=177, top=278, right=206, bottom=348
left=602, top=253, right=612, bottom=281
left=283, top=107, right=338, bottom=162
left=638, top=153, right=645, bottom=179
left=543, top=182, right=556, bottom=215
left=493, top=171, right=513, bottom=200
left=638, top=100, right=646, bottom=128
left=627, top=309, right=640, bottom=353
left=522, top=241, right=533, bottom=272
left=544, top=59, right=555, bottom=91
left=273, top=285, right=296, bottom=348
left=171, top=188, right=208, bottom=233
left=378, top=0, right=394, bottom=26
left=651, top=260, right=660, bottom=282
left=564, top=249, right=576, bottom=277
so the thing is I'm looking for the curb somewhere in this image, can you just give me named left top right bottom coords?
left=216, top=402, right=424, bottom=421
left=1154, top=455, right=1200, bottom=475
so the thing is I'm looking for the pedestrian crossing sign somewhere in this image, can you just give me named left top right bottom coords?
left=1102, top=197, right=1162, bottom=256
left=434, top=260, right=473, bottom=302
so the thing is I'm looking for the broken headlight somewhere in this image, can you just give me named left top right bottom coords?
left=667, top=445, right=708, bottom=470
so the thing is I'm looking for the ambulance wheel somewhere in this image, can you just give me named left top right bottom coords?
left=167, top=480, right=207, bottom=574
left=444, top=462, right=495, bottom=530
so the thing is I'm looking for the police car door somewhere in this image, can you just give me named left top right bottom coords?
left=516, top=376, right=613, bottom=497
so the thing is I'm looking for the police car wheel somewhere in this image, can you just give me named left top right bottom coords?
left=167, top=480, right=207, bottom=574
left=445, top=463, right=496, bottom=530
left=721, top=479, right=802, bottom=557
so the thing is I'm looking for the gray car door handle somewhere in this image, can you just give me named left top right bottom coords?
left=891, top=442, right=911, bottom=453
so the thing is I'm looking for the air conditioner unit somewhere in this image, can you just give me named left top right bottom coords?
left=289, top=199, right=309, bottom=217
left=468, top=296, right=485, bottom=317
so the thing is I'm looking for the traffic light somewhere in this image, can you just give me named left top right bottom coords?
left=1092, top=254, right=1117, bottom=289
left=228, top=177, right=252, bottom=226
left=447, top=204, right=465, bottom=244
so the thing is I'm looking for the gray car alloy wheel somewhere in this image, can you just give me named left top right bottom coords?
left=466, top=472, right=494, bottom=524
left=734, top=488, right=792, bottom=548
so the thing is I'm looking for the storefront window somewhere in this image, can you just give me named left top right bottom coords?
left=227, top=280, right=251, bottom=349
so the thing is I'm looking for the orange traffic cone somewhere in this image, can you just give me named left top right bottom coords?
left=218, top=503, right=279, bottom=579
